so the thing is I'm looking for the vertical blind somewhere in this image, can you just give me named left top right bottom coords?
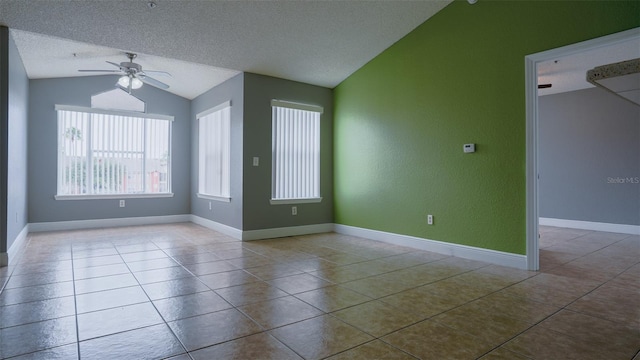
left=271, top=101, right=322, bottom=200
left=198, top=103, right=231, bottom=198
left=57, top=107, right=171, bottom=196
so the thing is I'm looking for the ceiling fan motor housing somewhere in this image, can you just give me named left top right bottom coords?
left=122, top=62, right=142, bottom=73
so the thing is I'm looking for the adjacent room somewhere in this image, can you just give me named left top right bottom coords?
left=1, top=1, right=638, bottom=359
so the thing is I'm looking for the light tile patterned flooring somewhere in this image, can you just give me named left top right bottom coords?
left=0, top=223, right=638, bottom=359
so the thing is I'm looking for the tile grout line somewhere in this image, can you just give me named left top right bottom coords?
left=541, top=229, right=632, bottom=271
left=3, top=241, right=83, bottom=358
left=5, top=225, right=637, bottom=359
left=156, top=239, right=318, bottom=359
left=319, top=338, right=419, bottom=360
left=538, top=230, right=640, bottom=320
left=470, top=235, right=640, bottom=359
left=114, top=241, right=196, bottom=360
left=70, top=244, right=82, bottom=360
left=157, top=235, right=333, bottom=359
left=152, top=237, right=392, bottom=359
left=284, top=263, right=508, bottom=359
left=352, top=261, right=561, bottom=360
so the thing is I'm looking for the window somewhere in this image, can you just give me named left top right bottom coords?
left=270, top=100, right=323, bottom=204
left=56, top=105, right=172, bottom=199
left=91, top=88, right=146, bottom=113
left=197, top=101, right=231, bottom=201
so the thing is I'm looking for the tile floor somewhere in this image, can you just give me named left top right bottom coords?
left=0, top=223, right=638, bottom=359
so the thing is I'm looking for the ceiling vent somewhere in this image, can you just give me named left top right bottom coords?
left=587, top=58, right=640, bottom=106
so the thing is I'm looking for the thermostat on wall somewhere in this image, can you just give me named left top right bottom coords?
left=463, top=143, right=475, bottom=153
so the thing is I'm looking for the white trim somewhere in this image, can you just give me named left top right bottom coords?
left=55, top=105, right=174, bottom=121
left=540, top=218, right=640, bottom=235
left=524, top=52, right=540, bottom=271
left=242, top=223, right=334, bottom=241
left=29, top=215, right=190, bottom=232
left=196, top=100, right=231, bottom=119
left=334, top=224, right=528, bottom=270
left=6, top=224, right=29, bottom=266
left=270, top=197, right=322, bottom=205
left=197, top=193, right=231, bottom=203
left=271, top=100, right=324, bottom=114
left=189, top=215, right=243, bottom=239
left=524, top=27, right=640, bottom=271
left=3, top=219, right=534, bottom=270
left=55, top=193, right=174, bottom=201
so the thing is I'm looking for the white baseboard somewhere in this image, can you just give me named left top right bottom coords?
left=13, top=215, right=531, bottom=270
left=29, top=215, right=191, bottom=233
left=539, top=218, right=640, bottom=235
left=242, top=223, right=334, bottom=241
left=6, top=224, right=30, bottom=266
left=1, top=224, right=30, bottom=267
left=189, top=216, right=333, bottom=241
left=189, top=215, right=243, bottom=239
left=334, top=224, right=528, bottom=270
left=25, top=214, right=330, bottom=242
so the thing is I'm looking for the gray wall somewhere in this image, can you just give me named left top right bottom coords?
left=242, top=73, right=333, bottom=230
left=539, top=87, right=640, bottom=226
left=7, top=66, right=332, bottom=240
left=191, top=73, right=244, bottom=229
left=28, top=75, right=191, bottom=222
left=7, top=30, right=28, bottom=249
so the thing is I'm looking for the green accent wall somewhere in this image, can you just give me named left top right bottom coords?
left=333, top=0, right=640, bottom=255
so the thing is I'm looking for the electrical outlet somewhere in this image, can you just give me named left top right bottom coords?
left=253, top=157, right=260, bottom=166
left=209, top=201, right=212, bottom=210
left=292, top=206, right=297, bottom=215
left=427, top=214, right=433, bottom=225
left=119, top=200, right=125, bottom=208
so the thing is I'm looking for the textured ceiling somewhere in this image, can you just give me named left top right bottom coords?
left=0, top=0, right=453, bottom=99
left=9, top=30, right=242, bottom=100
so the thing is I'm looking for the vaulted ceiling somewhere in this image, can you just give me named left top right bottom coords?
left=0, top=0, right=452, bottom=99
left=3, top=1, right=637, bottom=100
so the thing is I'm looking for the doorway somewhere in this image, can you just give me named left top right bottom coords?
left=524, top=27, right=640, bottom=271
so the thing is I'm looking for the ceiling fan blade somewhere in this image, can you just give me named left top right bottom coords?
left=142, top=70, right=172, bottom=77
left=137, top=74, right=170, bottom=89
left=78, top=69, right=122, bottom=73
left=106, top=61, right=122, bottom=68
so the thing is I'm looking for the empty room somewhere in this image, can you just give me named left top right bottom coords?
left=0, top=1, right=639, bottom=359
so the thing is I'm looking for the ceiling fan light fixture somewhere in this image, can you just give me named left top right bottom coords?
left=131, top=77, right=143, bottom=89
left=118, top=75, right=130, bottom=88
left=118, top=75, right=143, bottom=90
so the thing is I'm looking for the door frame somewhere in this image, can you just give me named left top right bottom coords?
left=524, top=27, right=640, bottom=271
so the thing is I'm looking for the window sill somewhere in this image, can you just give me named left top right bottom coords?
left=270, top=197, right=322, bottom=205
left=55, top=193, right=174, bottom=200
left=197, top=193, right=231, bottom=203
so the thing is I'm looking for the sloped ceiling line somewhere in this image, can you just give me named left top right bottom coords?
left=0, top=0, right=452, bottom=99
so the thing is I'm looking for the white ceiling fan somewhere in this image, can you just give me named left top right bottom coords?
left=79, top=52, right=171, bottom=93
